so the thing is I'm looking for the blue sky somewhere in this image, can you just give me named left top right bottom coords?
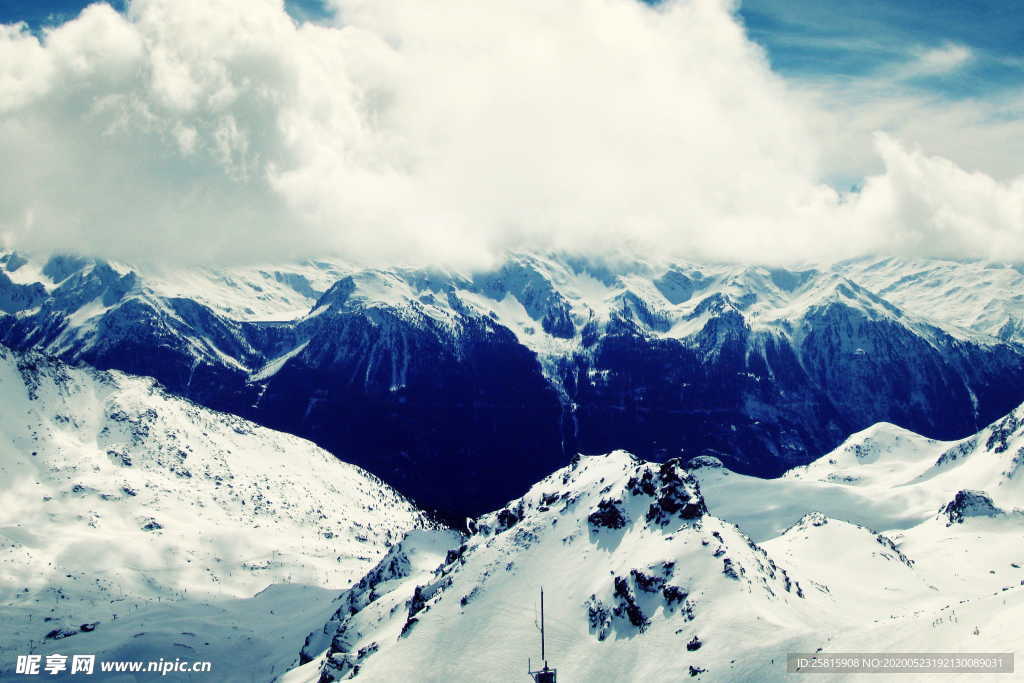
left=739, top=0, right=1023, bottom=98
left=3, top=0, right=1020, bottom=101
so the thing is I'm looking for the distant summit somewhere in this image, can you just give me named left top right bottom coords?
left=4, top=250, right=1024, bottom=518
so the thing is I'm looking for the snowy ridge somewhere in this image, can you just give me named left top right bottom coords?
left=285, top=452, right=817, bottom=682
left=0, top=345, right=436, bottom=680
left=836, top=257, right=1024, bottom=343
left=4, top=249, right=1024, bottom=377
left=284, top=409, right=1024, bottom=682
left=790, top=405, right=1024, bottom=515
left=693, top=402, right=1024, bottom=544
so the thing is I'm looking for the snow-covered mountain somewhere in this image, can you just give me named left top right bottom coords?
left=283, top=403, right=1024, bottom=683
left=0, top=345, right=436, bottom=680
left=834, top=257, right=1024, bottom=343
left=692, top=402, right=1024, bottom=541
left=284, top=451, right=816, bottom=683
left=3, top=249, right=1024, bottom=519
left=2, top=334, right=1020, bottom=681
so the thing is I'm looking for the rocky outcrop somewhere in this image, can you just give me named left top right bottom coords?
left=940, top=490, right=1004, bottom=525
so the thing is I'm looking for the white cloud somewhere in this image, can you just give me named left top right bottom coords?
left=851, top=134, right=1024, bottom=260
left=903, top=43, right=973, bottom=78
left=0, top=0, right=1021, bottom=268
left=798, top=80, right=1024, bottom=189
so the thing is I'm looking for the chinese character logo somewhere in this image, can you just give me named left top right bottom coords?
left=71, top=655, right=95, bottom=675
left=15, top=655, right=41, bottom=675
left=44, top=654, right=68, bottom=675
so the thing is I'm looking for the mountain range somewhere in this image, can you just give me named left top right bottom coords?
left=0, top=306, right=1021, bottom=680
left=2, top=250, right=1024, bottom=520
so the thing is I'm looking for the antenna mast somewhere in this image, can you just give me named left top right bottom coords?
left=528, top=587, right=557, bottom=682
left=541, top=587, right=546, bottom=665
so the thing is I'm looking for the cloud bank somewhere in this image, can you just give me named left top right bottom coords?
left=0, top=0, right=1022, bottom=267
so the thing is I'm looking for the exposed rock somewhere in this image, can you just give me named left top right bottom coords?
left=941, top=490, right=1004, bottom=525
left=588, top=499, right=628, bottom=530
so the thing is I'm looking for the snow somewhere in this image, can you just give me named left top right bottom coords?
left=283, top=408, right=1024, bottom=683
left=693, top=412, right=1024, bottom=543
left=5, top=584, right=342, bottom=681
left=2, top=256, right=53, bottom=290
left=707, top=407, right=1024, bottom=533
left=48, top=296, right=115, bottom=356
left=0, top=342, right=1020, bottom=681
left=835, top=257, right=1024, bottom=343
left=6, top=250, right=1024, bottom=351
left=0, top=346, right=435, bottom=680
left=284, top=451, right=822, bottom=682
left=250, top=341, right=310, bottom=382
left=140, top=261, right=352, bottom=322
left=4, top=249, right=1024, bottom=681
left=5, top=250, right=1024, bottom=403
